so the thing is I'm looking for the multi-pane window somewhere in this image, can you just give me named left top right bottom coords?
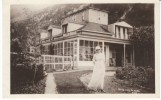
left=62, top=24, right=68, bottom=33
left=79, top=40, right=102, bottom=61
left=44, top=45, right=49, bottom=55
left=53, top=42, right=63, bottom=56
left=64, top=40, right=77, bottom=57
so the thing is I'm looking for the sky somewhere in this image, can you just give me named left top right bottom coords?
left=11, top=5, right=55, bottom=19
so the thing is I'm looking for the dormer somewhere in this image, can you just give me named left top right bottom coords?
left=108, top=21, right=133, bottom=40
left=47, top=25, right=61, bottom=38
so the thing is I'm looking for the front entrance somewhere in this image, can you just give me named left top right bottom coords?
left=104, top=43, right=124, bottom=67
left=116, top=51, right=122, bottom=67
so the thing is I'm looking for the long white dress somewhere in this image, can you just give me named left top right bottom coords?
left=88, top=52, right=106, bottom=90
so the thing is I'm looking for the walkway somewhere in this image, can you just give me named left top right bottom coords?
left=45, top=73, right=58, bottom=94
left=53, top=69, right=116, bottom=75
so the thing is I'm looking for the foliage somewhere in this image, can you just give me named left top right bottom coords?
left=93, top=4, right=154, bottom=26
left=11, top=62, right=47, bottom=93
left=130, top=26, right=154, bottom=67
left=11, top=63, right=45, bottom=83
left=115, top=66, right=155, bottom=91
left=11, top=76, right=46, bottom=94
left=130, top=26, right=154, bottom=49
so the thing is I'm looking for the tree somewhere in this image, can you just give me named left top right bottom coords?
left=130, top=26, right=154, bottom=67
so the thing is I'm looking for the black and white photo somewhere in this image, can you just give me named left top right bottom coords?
left=2, top=0, right=160, bottom=98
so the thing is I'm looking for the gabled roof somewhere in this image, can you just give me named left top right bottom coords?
left=48, top=25, right=61, bottom=30
left=113, top=21, right=133, bottom=28
left=78, top=22, right=111, bottom=34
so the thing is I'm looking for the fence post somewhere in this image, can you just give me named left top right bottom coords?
left=43, top=55, right=45, bottom=70
left=54, top=56, right=55, bottom=70
left=63, top=56, right=64, bottom=70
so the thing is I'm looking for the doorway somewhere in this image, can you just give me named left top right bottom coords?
left=116, top=52, right=123, bottom=67
left=109, top=44, right=123, bottom=67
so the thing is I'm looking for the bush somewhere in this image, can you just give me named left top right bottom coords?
left=115, top=66, right=155, bottom=89
left=11, top=53, right=47, bottom=94
left=11, top=63, right=46, bottom=86
left=35, top=64, right=46, bottom=82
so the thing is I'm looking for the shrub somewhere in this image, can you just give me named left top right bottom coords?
left=11, top=63, right=45, bottom=86
left=35, top=64, right=46, bottom=81
left=115, top=66, right=155, bottom=89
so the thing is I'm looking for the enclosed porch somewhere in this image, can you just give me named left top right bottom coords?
left=40, top=37, right=135, bottom=71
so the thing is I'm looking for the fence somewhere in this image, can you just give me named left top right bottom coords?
left=37, top=55, right=73, bottom=72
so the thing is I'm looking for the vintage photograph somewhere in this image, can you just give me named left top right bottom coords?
left=10, top=3, right=156, bottom=95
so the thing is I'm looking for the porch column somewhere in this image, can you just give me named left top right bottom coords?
left=62, top=41, right=64, bottom=69
left=106, top=44, right=110, bottom=66
left=77, top=38, right=80, bottom=68
left=132, top=45, right=135, bottom=66
left=123, top=44, right=126, bottom=67
left=102, top=41, right=104, bottom=53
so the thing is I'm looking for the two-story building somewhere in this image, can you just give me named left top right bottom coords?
left=39, top=6, right=135, bottom=70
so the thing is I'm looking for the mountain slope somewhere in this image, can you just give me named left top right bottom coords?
left=10, top=4, right=154, bottom=53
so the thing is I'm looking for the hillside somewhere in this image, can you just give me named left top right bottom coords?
left=10, top=4, right=154, bottom=53
left=11, top=4, right=154, bottom=27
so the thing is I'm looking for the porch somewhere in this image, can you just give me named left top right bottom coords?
left=40, top=36, right=135, bottom=71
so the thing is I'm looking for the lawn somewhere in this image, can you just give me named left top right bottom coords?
left=103, top=76, right=152, bottom=93
left=54, top=70, right=154, bottom=94
left=54, top=70, right=92, bottom=94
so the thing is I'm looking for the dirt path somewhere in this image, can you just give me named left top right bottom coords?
left=45, top=73, right=58, bottom=94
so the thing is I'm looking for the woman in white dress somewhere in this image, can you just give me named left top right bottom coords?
left=87, top=46, right=106, bottom=93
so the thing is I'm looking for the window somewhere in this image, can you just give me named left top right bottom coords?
left=64, top=40, right=77, bottom=56
left=44, top=45, right=49, bottom=54
left=72, top=15, right=76, bottom=21
left=118, top=26, right=120, bottom=38
left=123, top=28, right=125, bottom=39
left=79, top=40, right=102, bottom=61
left=115, top=26, right=117, bottom=38
left=62, top=24, right=68, bottom=33
left=53, top=42, right=63, bottom=56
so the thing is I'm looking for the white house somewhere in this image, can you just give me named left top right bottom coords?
left=38, top=6, right=135, bottom=71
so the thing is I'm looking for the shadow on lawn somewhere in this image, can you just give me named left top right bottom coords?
left=54, top=70, right=92, bottom=94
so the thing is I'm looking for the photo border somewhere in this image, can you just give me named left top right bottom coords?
left=3, top=0, right=160, bottom=98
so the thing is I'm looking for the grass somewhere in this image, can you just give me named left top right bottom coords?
left=54, top=70, right=154, bottom=94
left=103, top=76, right=153, bottom=93
left=54, top=70, right=92, bottom=94
left=11, top=77, right=47, bottom=94
left=110, top=77, right=155, bottom=93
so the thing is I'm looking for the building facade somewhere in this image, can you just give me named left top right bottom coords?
left=38, top=6, right=134, bottom=70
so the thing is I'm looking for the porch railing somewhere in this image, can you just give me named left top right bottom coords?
left=37, top=55, right=72, bottom=72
